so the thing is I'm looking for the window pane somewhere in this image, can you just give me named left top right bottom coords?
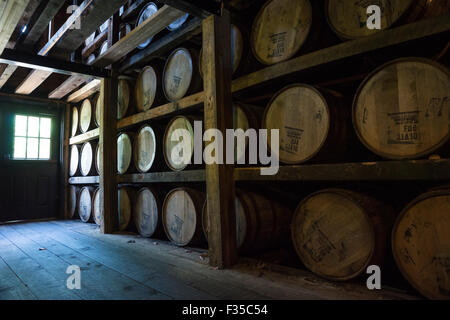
left=14, top=137, right=26, bottom=158
left=39, top=138, right=51, bottom=159
left=27, top=138, right=39, bottom=159
left=40, top=118, right=51, bottom=138
left=15, top=115, right=27, bottom=136
left=27, top=117, right=40, bottom=137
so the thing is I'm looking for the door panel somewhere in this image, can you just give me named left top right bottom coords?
left=0, top=97, right=61, bottom=223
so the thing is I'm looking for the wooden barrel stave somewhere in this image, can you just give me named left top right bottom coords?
left=263, top=84, right=348, bottom=164
left=291, top=188, right=393, bottom=281
left=353, top=58, right=450, bottom=160
left=118, top=187, right=137, bottom=231
left=92, top=187, right=103, bottom=226
left=392, top=188, right=450, bottom=300
left=69, top=145, right=80, bottom=177
left=79, top=98, right=95, bottom=133
left=202, top=190, right=292, bottom=254
left=163, top=116, right=202, bottom=171
left=78, top=186, right=95, bottom=223
left=163, top=47, right=202, bottom=102
left=117, top=132, right=134, bottom=174
left=162, top=188, right=206, bottom=247
left=71, top=106, right=79, bottom=137
left=80, top=141, right=98, bottom=177
left=134, top=187, right=162, bottom=238
left=251, top=0, right=313, bottom=65
left=68, top=185, right=79, bottom=219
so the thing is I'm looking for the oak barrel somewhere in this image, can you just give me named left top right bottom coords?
left=99, top=40, right=109, bottom=56
left=326, top=0, right=450, bottom=40
left=162, top=47, right=201, bottom=102
left=117, top=132, right=133, bottom=174
left=92, top=187, right=103, bottom=226
left=233, top=103, right=262, bottom=163
left=163, top=116, right=199, bottom=171
left=133, top=125, right=162, bottom=173
left=80, top=141, right=98, bottom=176
left=71, top=106, right=79, bottom=137
left=119, top=23, right=132, bottom=40
left=68, top=185, right=79, bottom=219
left=162, top=188, right=205, bottom=247
left=118, top=187, right=136, bottom=231
left=134, top=187, right=162, bottom=238
left=95, top=143, right=102, bottom=175
left=251, top=0, right=313, bottom=65
left=94, top=92, right=102, bottom=127
left=78, top=186, right=94, bottom=223
left=135, top=66, right=159, bottom=112
left=69, top=145, right=80, bottom=176
left=199, top=24, right=245, bottom=77
left=392, top=188, right=450, bottom=300
left=136, top=2, right=158, bottom=49
left=167, top=13, right=189, bottom=31
left=353, top=58, right=450, bottom=160
left=291, top=189, right=392, bottom=281
left=202, top=190, right=292, bottom=253
left=79, top=98, right=94, bottom=133
left=262, top=84, right=347, bottom=164
left=118, top=78, right=131, bottom=120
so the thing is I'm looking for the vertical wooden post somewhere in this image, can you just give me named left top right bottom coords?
left=99, top=74, right=118, bottom=234
left=203, top=10, right=237, bottom=268
left=62, top=103, right=71, bottom=219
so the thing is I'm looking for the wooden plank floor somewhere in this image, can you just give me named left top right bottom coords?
left=0, top=220, right=418, bottom=300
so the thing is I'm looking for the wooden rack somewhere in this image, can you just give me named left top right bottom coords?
left=65, top=5, right=450, bottom=270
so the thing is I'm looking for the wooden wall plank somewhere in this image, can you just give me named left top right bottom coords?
left=99, top=76, right=118, bottom=234
left=69, top=128, right=99, bottom=145
left=202, top=10, right=237, bottom=269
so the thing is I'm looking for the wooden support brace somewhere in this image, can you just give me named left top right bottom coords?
left=99, top=75, right=118, bottom=234
left=202, top=9, right=237, bottom=269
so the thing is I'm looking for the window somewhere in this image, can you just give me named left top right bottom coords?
left=13, top=115, right=52, bottom=160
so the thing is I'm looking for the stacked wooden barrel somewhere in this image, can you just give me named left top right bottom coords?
left=353, top=58, right=450, bottom=159
left=163, top=48, right=201, bottom=102
left=78, top=186, right=95, bottom=223
left=118, top=187, right=136, bottom=231
left=392, top=187, right=450, bottom=300
left=163, top=116, right=199, bottom=171
left=162, top=188, right=205, bottom=247
left=92, top=187, right=103, bottom=226
left=117, top=132, right=134, bottom=174
left=262, top=84, right=347, bottom=164
left=134, top=187, right=162, bottom=238
left=291, top=189, right=393, bottom=281
left=251, top=0, right=313, bottom=65
left=202, top=190, right=292, bottom=253
left=326, top=0, right=450, bottom=40
left=68, top=185, right=78, bottom=219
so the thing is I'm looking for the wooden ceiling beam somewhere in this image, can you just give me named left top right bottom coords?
left=50, top=5, right=186, bottom=100
left=0, top=0, right=65, bottom=90
left=0, top=0, right=30, bottom=54
left=157, top=0, right=221, bottom=19
left=15, top=0, right=127, bottom=95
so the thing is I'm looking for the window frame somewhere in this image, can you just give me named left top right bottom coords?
left=12, top=114, right=53, bottom=161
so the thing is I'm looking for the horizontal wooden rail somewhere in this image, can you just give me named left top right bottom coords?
left=235, top=159, right=450, bottom=181
left=69, top=128, right=99, bottom=145
left=117, top=170, right=206, bottom=183
left=69, top=176, right=100, bottom=184
left=231, top=13, right=450, bottom=93
left=117, top=91, right=204, bottom=129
